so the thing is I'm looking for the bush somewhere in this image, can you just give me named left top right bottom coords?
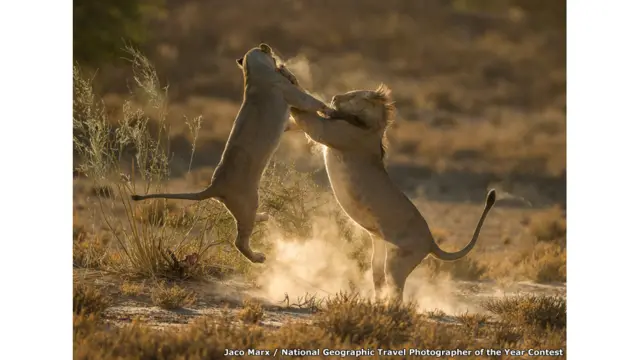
left=150, top=282, right=196, bottom=309
left=73, top=283, right=111, bottom=316
left=482, top=294, right=566, bottom=330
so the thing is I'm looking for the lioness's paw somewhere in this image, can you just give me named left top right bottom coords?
left=249, top=252, right=266, bottom=264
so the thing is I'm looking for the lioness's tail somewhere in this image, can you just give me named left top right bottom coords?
left=430, top=189, right=496, bottom=261
left=131, top=188, right=214, bottom=202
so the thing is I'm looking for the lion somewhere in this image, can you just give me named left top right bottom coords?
left=289, top=84, right=496, bottom=301
left=131, top=43, right=336, bottom=264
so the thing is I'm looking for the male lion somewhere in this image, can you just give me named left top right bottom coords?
left=289, top=84, right=496, bottom=301
left=131, top=43, right=336, bottom=264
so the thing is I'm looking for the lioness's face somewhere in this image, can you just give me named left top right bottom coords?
left=331, top=90, right=388, bottom=131
left=236, top=43, right=278, bottom=72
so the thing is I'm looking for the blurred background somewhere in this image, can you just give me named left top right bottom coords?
left=74, top=0, right=566, bottom=207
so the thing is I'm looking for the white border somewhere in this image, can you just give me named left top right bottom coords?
left=568, top=0, right=640, bottom=357
left=1, top=0, right=638, bottom=358
left=1, top=0, right=72, bottom=358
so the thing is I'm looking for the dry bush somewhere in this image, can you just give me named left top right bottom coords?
left=482, top=294, right=566, bottom=331
left=237, top=299, right=264, bottom=324
left=73, top=283, right=111, bottom=316
left=529, top=206, right=566, bottom=244
left=150, top=282, right=196, bottom=309
left=455, top=311, right=489, bottom=332
left=482, top=237, right=566, bottom=284
left=489, top=321, right=525, bottom=345
left=315, top=293, right=417, bottom=347
left=521, top=242, right=567, bottom=283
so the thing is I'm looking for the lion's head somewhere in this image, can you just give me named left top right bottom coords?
left=236, top=43, right=282, bottom=76
left=330, top=84, right=396, bottom=158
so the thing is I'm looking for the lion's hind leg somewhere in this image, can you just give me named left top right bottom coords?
left=222, top=192, right=266, bottom=264
left=371, top=234, right=387, bottom=300
left=385, top=243, right=428, bottom=302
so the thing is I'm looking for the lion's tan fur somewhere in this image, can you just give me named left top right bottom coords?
left=290, top=84, right=496, bottom=301
left=131, top=44, right=331, bottom=264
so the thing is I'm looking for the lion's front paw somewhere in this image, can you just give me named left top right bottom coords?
left=321, top=107, right=339, bottom=119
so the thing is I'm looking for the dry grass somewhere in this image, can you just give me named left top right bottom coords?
left=529, top=206, right=567, bottom=244
left=422, top=255, right=488, bottom=281
left=316, top=292, right=417, bottom=347
left=237, top=300, right=264, bottom=324
left=524, top=243, right=567, bottom=283
left=120, top=281, right=145, bottom=296
left=150, top=282, right=196, bottom=310
left=73, top=293, right=566, bottom=359
left=73, top=234, right=111, bottom=269
left=482, top=294, right=566, bottom=330
left=73, top=283, right=111, bottom=316
left=73, top=49, right=238, bottom=280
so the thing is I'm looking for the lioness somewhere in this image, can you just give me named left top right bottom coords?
left=289, top=84, right=496, bottom=301
left=131, top=44, right=336, bottom=264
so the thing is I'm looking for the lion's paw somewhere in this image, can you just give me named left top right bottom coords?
left=249, top=251, right=266, bottom=264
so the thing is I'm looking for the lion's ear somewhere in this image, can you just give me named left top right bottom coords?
left=259, top=43, right=273, bottom=54
left=236, top=57, right=244, bottom=69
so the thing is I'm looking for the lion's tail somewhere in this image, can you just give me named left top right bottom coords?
left=430, top=189, right=496, bottom=262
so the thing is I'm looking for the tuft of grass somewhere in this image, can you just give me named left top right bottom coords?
left=120, top=281, right=145, bottom=296
left=73, top=234, right=111, bottom=269
left=150, top=282, right=196, bottom=309
left=237, top=299, right=264, bottom=324
left=90, top=185, right=115, bottom=199
left=73, top=283, right=111, bottom=316
left=455, top=311, right=489, bottom=330
left=426, top=308, right=447, bottom=319
left=482, top=294, right=566, bottom=331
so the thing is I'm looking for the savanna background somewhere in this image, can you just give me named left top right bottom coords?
left=73, top=0, right=566, bottom=358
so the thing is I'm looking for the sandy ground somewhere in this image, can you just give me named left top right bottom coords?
left=75, top=268, right=565, bottom=331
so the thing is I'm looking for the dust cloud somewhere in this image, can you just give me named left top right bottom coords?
left=250, top=213, right=474, bottom=315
